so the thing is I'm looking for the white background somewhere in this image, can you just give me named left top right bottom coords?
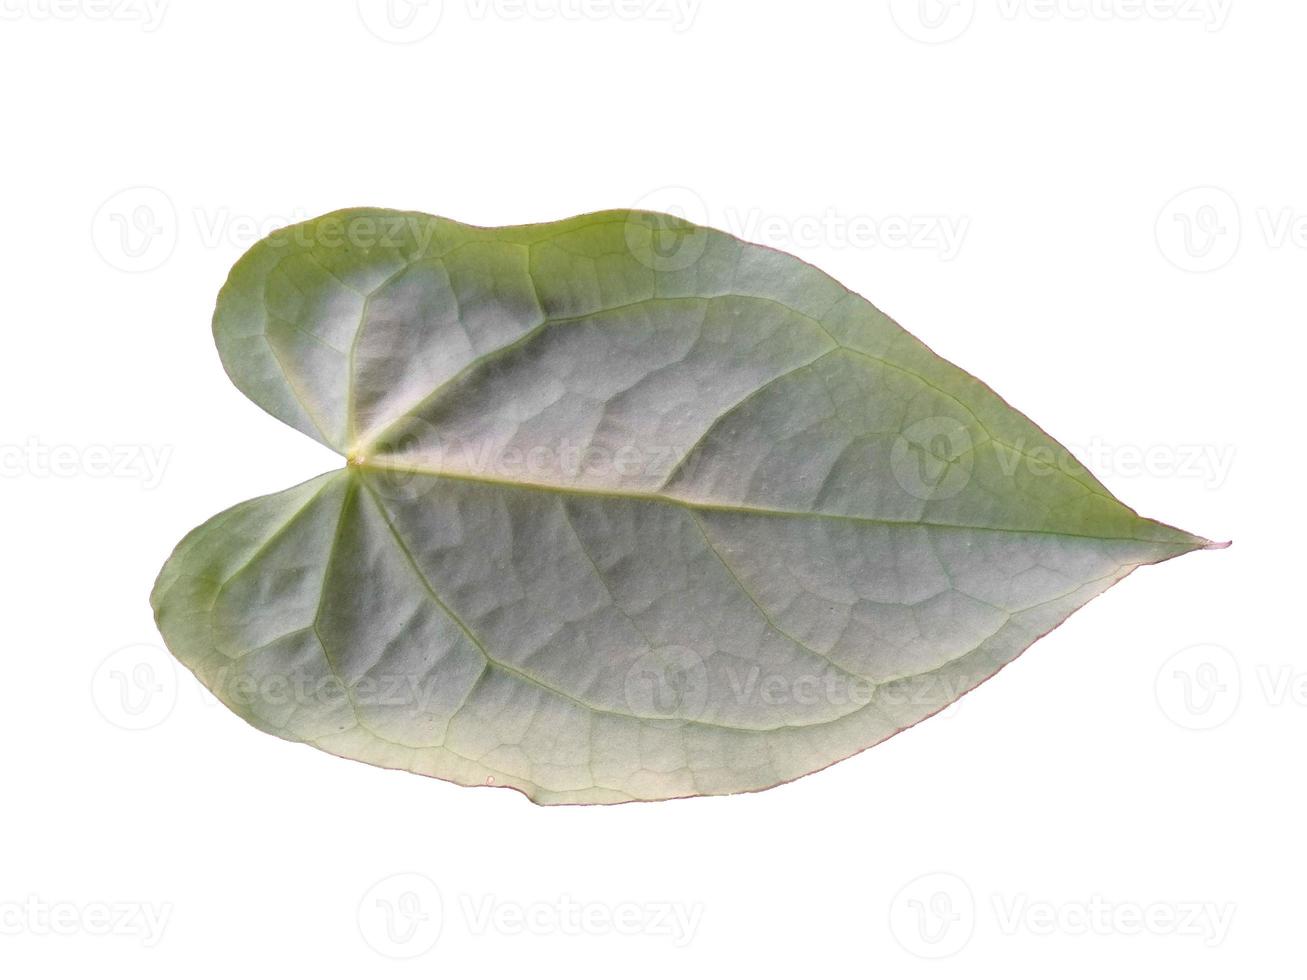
left=0, top=1, right=1293, bottom=975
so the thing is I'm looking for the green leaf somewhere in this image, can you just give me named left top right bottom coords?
left=152, top=208, right=1217, bottom=804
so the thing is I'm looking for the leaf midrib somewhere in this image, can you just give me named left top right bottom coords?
left=345, top=461, right=1198, bottom=548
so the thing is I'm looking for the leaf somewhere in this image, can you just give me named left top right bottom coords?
left=152, top=207, right=1218, bottom=804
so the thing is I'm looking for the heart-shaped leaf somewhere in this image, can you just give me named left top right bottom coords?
left=152, top=208, right=1217, bottom=804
